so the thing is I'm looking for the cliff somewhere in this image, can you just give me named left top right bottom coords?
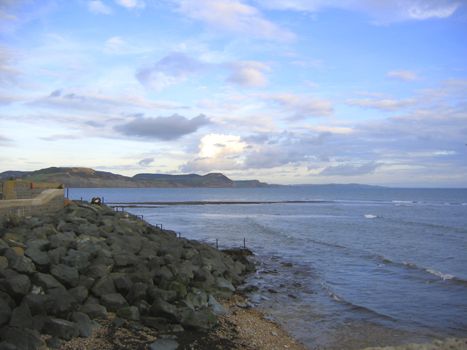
left=0, top=167, right=269, bottom=188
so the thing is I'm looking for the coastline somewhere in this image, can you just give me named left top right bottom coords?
left=58, top=294, right=307, bottom=350
left=1, top=201, right=466, bottom=350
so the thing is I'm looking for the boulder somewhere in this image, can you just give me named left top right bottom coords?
left=91, top=276, right=115, bottom=297
left=49, top=232, right=76, bottom=250
left=0, top=298, right=12, bottom=326
left=149, top=297, right=178, bottom=322
left=68, top=285, right=88, bottom=303
left=116, top=306, right=140, bottom=321
left=179, top=307, right=217, bottom=330
left=47, top=247, right=67, bottom=265
left=24, top=245, right=50, bottom=266
left=0, top=327, right=46, bottom=350
left=45, top=288, right=77, bottom=317
left=9, top=254, right=36, bottom=274
left=32, top=272, right=65, bottom=291
left=149, top=339, right=179, bottom=350
left=79, top=303, right=107, bottom=319
left=4, top=273, right=31, bottom=298
left=23, top=293, right=48, bottom=315
left=9, top=301, right=33, bottom=328
left=43, top=318, right=79, bottom=340
left=61, top=249, right=91, bottom=272
left=0, top=256, right=8, bottom=270
left=50, top=264, right=79, bottom=288
left=71, top=311, right=95, bottom=338
left=100, top=293, right=128, bottom=312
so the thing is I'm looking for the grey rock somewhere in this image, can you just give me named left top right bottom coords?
left=9, top=255, right=36, bottom=274
left=0, top=327, right=46, bottom=350
left=49, top=232, right=76, bottom=250
left=46, top=337, right=63, bottom=349
left=79, top=303, right=107, bottom=319
left=85, top=264, right=110, bottom=279
left=100, top=293, right=128, bottom=312
left=32, top=314, right=48, bottom=332
left=112, top=274, right=132, bottom=295
left=0, top=297, right=12, bottom=326
left=25, top=239, right=49, bottom=251
left=126, top=282, right=148, bottom=303
left=45, top=288, right=77, bottom=317
left=25, top=247, right=51, bottom=267
left=78, top=275, right=95, bottom=290
left=91, top=276, right=115, bottom=297
left=50, top=264, right=79, bottom=288
left=68, top=285, right=88, bottom=303
left=0, top=256, right=8, bottom=270
left=179, top=307, right=217, bottom=330
left=61, top=249, right=90, bottom=272
left=149, top=339, right=179, bottom=350
left=9, top=302, right=33, bottom=328
left=208, top=294, right=226, bottom=316
left=149, top=297, right=178, bottom=322
left=71, top=312, right=95, bottom=338
left=154, top=266, right=173, bottom=282
left=116, top=306, right=140, bottom=321
left=32, top=272, right=65, bottom=291
left=44, top=318, right=79, bottom=340
left=47, top=247, right=67, bottom=265
left=148, top=287, right=177, bottom=303
left=23, top=293, right=49, bottom=315
left=0, top=341, right=16, bottom=350
left=4, top=274, right=30, bottom=298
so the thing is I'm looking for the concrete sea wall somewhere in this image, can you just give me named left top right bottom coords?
left=0, top=189, right=65, bottom=219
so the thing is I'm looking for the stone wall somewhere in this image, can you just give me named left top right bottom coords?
left=0, top=189, right=65, bottom=221
left=1, top=180, right=62, bottom=200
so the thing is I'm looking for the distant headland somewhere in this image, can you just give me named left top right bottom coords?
left=0, top=167, right=270, bottom=188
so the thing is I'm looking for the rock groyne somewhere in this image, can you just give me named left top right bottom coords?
left=0, top=201, right=255, bottom=349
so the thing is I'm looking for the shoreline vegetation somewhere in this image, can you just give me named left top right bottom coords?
left=0, top=201, right=466, bottom=349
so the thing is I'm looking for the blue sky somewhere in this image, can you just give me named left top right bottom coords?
left=1, top=0, right=466, bottom=186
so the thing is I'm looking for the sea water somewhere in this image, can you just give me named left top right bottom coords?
left=69, top=186, right=467, bottom=349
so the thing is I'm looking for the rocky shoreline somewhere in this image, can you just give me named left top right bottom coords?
left=0, top=201, right=259, bottom=349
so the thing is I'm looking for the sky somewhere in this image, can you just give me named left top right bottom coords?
left=0, top=0, right=466, bottom=187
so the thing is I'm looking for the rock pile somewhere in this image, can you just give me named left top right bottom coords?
left=0, top=202, right=254, bottom=349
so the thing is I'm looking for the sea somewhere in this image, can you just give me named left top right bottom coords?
left=69, top=185, right=467, bottom=349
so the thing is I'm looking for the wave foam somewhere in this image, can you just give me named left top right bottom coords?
left=364, top=214, right=378, bottom=219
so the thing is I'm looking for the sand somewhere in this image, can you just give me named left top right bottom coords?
left=56, top=294, right=306, bottom=350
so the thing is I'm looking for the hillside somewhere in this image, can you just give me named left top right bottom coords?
left=0, top=167, right=269, bottom=188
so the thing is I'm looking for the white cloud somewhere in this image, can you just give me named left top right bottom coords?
left=265, top=93, right=333, bottom=118
left=0, top=45, right=20, bottom=85
left=181, top=134, right=247, bottom=172
left=136, top=52, right=204, bottom=91
left=176, top=0, right=295, bottom=41
left=319, top=162, right=381, bottom=176
left=254, top=0, right=461, bottom=23
left=115, top=0, right=146, bottom=9
left=387, top=70, right=418, bottom=81
left=104, top=36, right=126, bottom=53
left=227, top=61, right=270, bottom=87
left=346, top=97, right=416, bottom=111
left=88, top=0, right=113, bottom=15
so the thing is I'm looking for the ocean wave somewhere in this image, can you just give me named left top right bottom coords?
left=320, top=282, right=396, bottom=321
left=383, top=217, right=467, bottom=235
left=374, top=255, right=467, bottom=285
left=364, top=214, right=378, bottom=219
left=425, top=269, right=455, bottom=281
left=307, top=238, right=347, bottom=250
